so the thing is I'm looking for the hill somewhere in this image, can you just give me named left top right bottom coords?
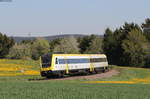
left=11, top=34, right=103, bottom=43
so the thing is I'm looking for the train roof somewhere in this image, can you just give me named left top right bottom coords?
left=52, top=54, right=106, bottom=57
left=42, top=53, right=107, bottom=58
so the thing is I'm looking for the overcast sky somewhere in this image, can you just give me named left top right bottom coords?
left=0, top=0, right=150, bottom=37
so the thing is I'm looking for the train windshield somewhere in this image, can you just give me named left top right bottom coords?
left=41, top=53, right=52, bottom=68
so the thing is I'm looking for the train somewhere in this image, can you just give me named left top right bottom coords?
left=40, top=53, right=109, bottom=78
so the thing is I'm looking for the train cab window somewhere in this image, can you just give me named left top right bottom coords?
left=41, top=53, right=52, bottom=68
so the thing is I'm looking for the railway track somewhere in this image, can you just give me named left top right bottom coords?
left=29, top=69, right=119, bottom=81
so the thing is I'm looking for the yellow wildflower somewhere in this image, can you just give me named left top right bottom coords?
left=0, top=67, right=20, bottom=71
left=23, top=70, right=40, bottom=75
left=84, top=81, right=136, bottom=84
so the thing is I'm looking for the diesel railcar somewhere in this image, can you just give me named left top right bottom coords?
left=40, top=53, right=108, bottom=78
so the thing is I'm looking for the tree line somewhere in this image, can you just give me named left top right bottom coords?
left=0, top=18, right=150, bottom=68
left=0, top=34, right=103, bottom=60
left=103, top=18, right=150, bottom=68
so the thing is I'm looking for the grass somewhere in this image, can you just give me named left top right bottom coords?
left=0, top=60, right=150, bottom=99
left=0, top=81, right=150, bottom=99
left=0, top=59, right=40, bottom=76
left=100, top=66, right=150, bottom=81
left=0, top=59, right=40, bottom=70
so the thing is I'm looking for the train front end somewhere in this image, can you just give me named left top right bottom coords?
left=40, top=53, right=53, bottom=77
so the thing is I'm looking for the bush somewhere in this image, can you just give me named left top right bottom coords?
left=0, top=33, right=14, bottom=58
left=31, top=38, right=50, bottom=60
left=7, top=44, right=32, bottom=60
left=53, top=37, right=80, bottom=54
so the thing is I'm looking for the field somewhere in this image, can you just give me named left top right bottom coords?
left=0, top=59, right=150, bottom=99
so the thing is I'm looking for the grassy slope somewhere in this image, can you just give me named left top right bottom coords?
left=0, top=60, right=150, bottom=99
left=100, top=66, right=150, bottom=81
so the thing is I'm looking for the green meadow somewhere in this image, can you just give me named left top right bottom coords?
left=0, top=60, right=150, bottom=99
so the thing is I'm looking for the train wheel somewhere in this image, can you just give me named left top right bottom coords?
left=89, top=71, right=94, bottom=75
left=58, top=72, right=64, bottom=78
left=102, top=68, right=106, bottom=73
left=85, top=70, right=90, bottom=75
left=105, top=67, right=109, bottom=72
left=46, top=75, right=52, bottom=79
left=94, top=69, right=99, bottom=74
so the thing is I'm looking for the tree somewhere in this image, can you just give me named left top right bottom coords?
left=0, top=33, right=14, bottom=58
left=141, top=18, right=150, bottom=67
left=103, top=28, right=117, bottom=64
left=21, top=39, right=33, bottom=44
left=78, top=35, right=99, bottom=53
left=49, top=39, right=61, bottom=52
left=122, top=29, right=148, bottom=67
left=103, top=23, right=142, bottom=66
left=31, top=38, right=50, bottom=60
left=7, top=43, right=32, bottom=60
left=141, top=18, right=150, bottom=41
left=113, top=23, right=141, bottom=65
left=142, top=18, right=150, bottom=28
left=53, top=37, right=79, bottom=54
left=84, top=36, right=103, bottom=54
left=145, top=54, right=150, bottom=68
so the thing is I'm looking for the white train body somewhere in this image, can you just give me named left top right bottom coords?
left=40, top=54, right=108, bottom=77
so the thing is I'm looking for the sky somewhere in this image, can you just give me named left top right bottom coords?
left=0, top=0, right=150, bottom=37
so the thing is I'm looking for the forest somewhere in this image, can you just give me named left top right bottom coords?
left=0, top=18, right=150, bottom=68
